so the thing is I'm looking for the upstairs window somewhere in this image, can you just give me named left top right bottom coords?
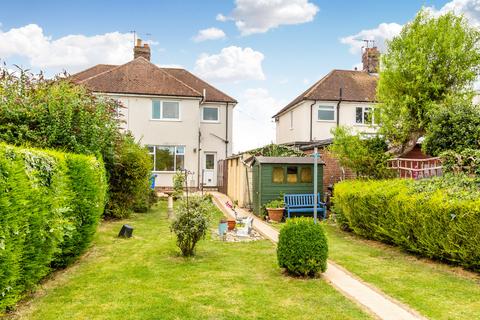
left=152, top=100, right=180, bottom=120
left=356, top=106, right=377, bottom=125
left=318, top=105, right=335, bottom=121
left=202, top=107, right=219, bottom=122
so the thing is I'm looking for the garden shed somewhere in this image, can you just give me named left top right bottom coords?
left=250, top=156, right=324, bottom=215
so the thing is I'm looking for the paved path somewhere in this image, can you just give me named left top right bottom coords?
left=211, top=192, right=426, bottom=320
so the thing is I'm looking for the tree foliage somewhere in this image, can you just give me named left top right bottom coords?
left=377, top=10, right=480, bottom=154
left=249, top=143, right=305, bottom=157
left=423, top=102, right=480, bottom=156
left=329, top=127, right=393, bottom=179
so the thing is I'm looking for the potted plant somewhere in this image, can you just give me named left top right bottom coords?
left=265, top=199, right=285, bottom=222
left=227, top=218, right=236, bottom=230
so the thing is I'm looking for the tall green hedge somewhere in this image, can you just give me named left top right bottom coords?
left=0, top=144, right=107, bottom=312
left=333, top=175, right=480, bottom=271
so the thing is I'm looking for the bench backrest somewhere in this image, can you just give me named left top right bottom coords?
left=284, top=193, right=322, bottom=208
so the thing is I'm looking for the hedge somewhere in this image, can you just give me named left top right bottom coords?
left=0, top=144, right=107, bottom=312
left=333, top=175, right=480, bottom=271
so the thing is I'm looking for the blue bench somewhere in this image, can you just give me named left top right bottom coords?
left=284, top=193, right=326, bottom=219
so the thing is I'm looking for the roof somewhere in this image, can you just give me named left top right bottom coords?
left=273, top=70, right=378, bottom=117
left=69, top=58, right=237, bottom=104
left=252, top=156, right=325, bottom=165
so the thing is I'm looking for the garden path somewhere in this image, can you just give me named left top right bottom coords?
left=210, top=192, right=426, bottom=320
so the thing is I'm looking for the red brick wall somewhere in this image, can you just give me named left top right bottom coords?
left=303, top=148, right=356, bottom=193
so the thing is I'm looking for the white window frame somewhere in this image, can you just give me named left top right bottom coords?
left=355, top=106, right=375, bottom=125
left=148, top=145, right=185, bottom=172
left=201, top=106, right=220, bottom=123
left=317, top=105, right=336, bottom=122
left=151, top=100, right=181, bottom=121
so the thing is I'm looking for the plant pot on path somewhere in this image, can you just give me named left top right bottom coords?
left=227, top=219, right=236, bottom=230
left=267, top=208, right=284, bottom=222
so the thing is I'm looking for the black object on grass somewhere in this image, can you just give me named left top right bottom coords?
left=118, top=224, right=134, bottom=238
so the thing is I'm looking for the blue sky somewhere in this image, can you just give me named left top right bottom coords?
left=0, top=0, right=470, bottom=152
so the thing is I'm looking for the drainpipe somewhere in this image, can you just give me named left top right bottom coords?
left=309, top=100, right=317, bottom=141
left=225, top=102, right=229, bottom=157
left=336, top=88, right=343, bottom=127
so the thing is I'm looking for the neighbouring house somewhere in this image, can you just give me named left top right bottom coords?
left=71, top=39, right=237, bottom=189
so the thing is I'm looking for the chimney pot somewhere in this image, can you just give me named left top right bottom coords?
left=136, top=38, right=142, bottom=47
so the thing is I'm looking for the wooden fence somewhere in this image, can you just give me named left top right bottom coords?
left=388, top=157, right=443, bottom=179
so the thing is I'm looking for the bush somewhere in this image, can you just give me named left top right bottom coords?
left=132, top=189, right=159, bottom=213
left=333, top=175, right=480, bottom=271
left=440, top=149, right=480, bottom=176
left=277, top=218, right=328, bottom=276
left=172, top=171, right=185, bottom=199
left=0, top=143, right=107, bottom=312
left=105, top=134, right=152, bottom=218
left=170, top=196, right=213, bottom=256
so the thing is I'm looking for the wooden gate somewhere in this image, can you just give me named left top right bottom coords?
left=217, top=159, right=228, bottom=194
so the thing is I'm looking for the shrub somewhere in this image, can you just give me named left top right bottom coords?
left=440, top=149, right=480, bottom=177
left=170, top=196, right=213, bottom=256
left=132, top=189, right=159, bottom=213
left=0, top=143, right=107, bottom=312
left=265, top=199, right=285, bottom=209
left=172, top=171, right=185, bottom=199
left=333, top=175, right=480, bottom=271
left=277, top=218, right=328, bottom=276
left=105, top=134, right=152, bottom=218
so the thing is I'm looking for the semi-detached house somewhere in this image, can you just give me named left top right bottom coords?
left=71, top=39, right=237, bottom=189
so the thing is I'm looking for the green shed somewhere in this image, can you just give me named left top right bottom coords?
left=250, top=156, right=325, bottom=215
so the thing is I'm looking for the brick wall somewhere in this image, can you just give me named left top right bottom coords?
left=303, top=148, right=356, bottom=193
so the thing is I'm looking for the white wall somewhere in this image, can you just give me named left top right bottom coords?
left=104, top=94, right=234, bottom=187
left=276, top=100, right=379, bottom=144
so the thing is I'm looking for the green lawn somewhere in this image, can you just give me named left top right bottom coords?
left=324, top=223, right=480, bottom=320
left=9, top=201, right=370, bottom=320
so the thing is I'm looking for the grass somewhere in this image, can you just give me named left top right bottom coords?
left=324, top=223, right=480, bottom=320
left=8, top=201, right=370, bottom=320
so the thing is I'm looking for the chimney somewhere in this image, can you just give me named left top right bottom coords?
left=362, top=47, right=380, bottom=73
left=134, top=38, right=151, bottom=61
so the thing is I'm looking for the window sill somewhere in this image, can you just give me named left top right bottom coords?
left=150, top=118, right=182, bottom=122
left=316, top=120, right=336, bottom=123
left=201, top=120, right=220, bottom=124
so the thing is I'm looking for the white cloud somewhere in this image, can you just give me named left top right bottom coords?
left=193, top=27, right=226, bottom=42
left=0, top=23, right=133, bottom=73
left=233, top=88, right=282, bottom=152
left=426, top=0, right=480, bottom=26
left=194, top=46, right=265, bottom=82
left=340, top=22, right=403, bottom=54
left=219, top=0, right=319, bottom=36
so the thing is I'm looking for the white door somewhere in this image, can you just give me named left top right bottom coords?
left=203, top=152, right=216, bottom=187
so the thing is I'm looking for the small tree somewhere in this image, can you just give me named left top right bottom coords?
left=329, top=126, right=393, bottom=179
left=170, top=196, right=212, bottom=257
left=377, top=10, right=480, bottom=154
left=172, top=171, right=185, bottom=199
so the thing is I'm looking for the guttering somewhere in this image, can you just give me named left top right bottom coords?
left=225, top=102, right=229, bottom=157
left=336, top=88, right=343, bottom=127
left=309, top=100, right=317, bottom=141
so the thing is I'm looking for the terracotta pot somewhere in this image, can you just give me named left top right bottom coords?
left=267, top=208, right=284, bottom=222
left=227, top=219, right=236, bottom=230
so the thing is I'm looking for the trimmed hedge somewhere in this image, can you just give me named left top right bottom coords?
left=333, top=175, right=480, bottom=271
left=0, top=144, right=107, bottom=312
left=277, top=218, right=328, bottom=276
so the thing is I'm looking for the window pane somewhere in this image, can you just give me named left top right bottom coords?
left=162, top=102, right=179, bottom=119
left=272, top=167, right=284, bottom=183
left=287, top=166, right=298, bottom=183
left=356, top=107, right=363, bottom=124
left=364, top=107, right=372, bottom=124
left=152, top=101, right=161, bottom=119
left=203, top=107, right=218, bottom=121
left=300, top=167, right=313, bottom=183
left=155, top=146, right=174, bottom=171
left=176, top=146, right=185, bottom=155
left=175, top=154, right=185, bottom=170
left=318, top=108, right=335, bottom=121
left=205, top=154, right=215, bottom=169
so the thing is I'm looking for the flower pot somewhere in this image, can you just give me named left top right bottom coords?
left=227, top=219, right=236, bottom=230
left=267, top=208, right=284, bottom=222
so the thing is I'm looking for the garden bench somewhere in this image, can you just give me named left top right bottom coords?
left=284, top=193, right=326, bottom=219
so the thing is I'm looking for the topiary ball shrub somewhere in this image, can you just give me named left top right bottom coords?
left=277, top=218, right=328, bottom=276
